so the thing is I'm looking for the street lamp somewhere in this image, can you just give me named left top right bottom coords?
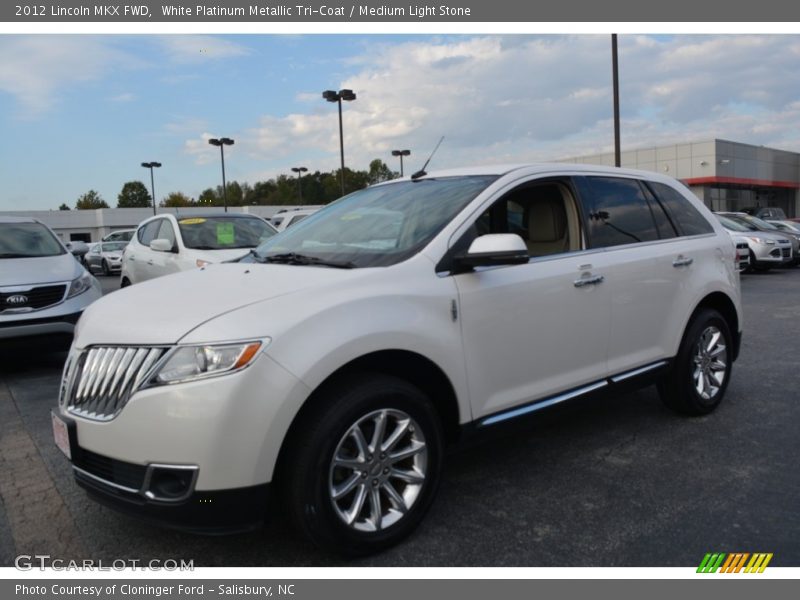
left=208, top=137, right=234, bottom=212
left=391, top=149, right=411, bottom=177
left=141, top=161, right=161, bottom=216
left=291, top=166, right=308, bottom=201
left=611, top=34, right=621, bottom=168
left=322, top=88, right=356, bottom=197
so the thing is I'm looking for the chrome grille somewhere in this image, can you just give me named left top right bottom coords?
left=66, top=346, right=167, bottom=421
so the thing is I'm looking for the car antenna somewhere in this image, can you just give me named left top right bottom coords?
left=410, top=136, right=444, bottom=180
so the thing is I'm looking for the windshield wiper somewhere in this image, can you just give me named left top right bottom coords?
left=0, top=253, right=33, bottom=258
left=258, top=252, right=356, bottom=269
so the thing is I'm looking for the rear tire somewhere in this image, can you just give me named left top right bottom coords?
left=120, top=277, right=131, bottom=288
left=280, top=373, right=444, bottom=556
left=658, top=308, right=733, bottom=415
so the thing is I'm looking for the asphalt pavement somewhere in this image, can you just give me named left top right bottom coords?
left=1, top=271, right=798, bottom=567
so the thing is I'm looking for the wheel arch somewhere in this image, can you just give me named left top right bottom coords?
left=274, top=349, right=462, bottom=483
left=688, top=292, right=741, bottom=360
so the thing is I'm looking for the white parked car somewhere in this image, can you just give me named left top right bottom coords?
left=0, top=217, right=102, bottom=346
left=53, top=164, right=742, bottom=554
left=271, top=207, right=319, bottom=231
left=120, top=213, right=277, bottom=286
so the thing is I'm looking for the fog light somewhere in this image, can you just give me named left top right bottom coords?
left=144, top=466, right=197, bottom=502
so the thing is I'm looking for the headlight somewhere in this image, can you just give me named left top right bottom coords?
left=66, top=271, right=93, bottom=298
left=151, top=341, right=265, bottom=385
left=747, top=236, right=774, bottom=245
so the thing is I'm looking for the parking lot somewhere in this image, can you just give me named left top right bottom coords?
left=1, top=270, right=799, bottom=567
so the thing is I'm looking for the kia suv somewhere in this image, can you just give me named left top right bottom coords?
left=53, top=164, right=742, bottom=554
left=1, top=217, right=102, bottom=346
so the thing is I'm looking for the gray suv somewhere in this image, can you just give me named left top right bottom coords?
left=0, top=217, right=102, bottom=346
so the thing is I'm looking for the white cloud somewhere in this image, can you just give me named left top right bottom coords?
left=109, top=92, right=135, bottom=102
left=157, top=36, right=249, bottom=64
left=0, top=37, right=140, bottom=116
left=228, top=35, right=800, bottom=176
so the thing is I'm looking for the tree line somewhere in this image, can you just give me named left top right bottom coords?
left=60, top=159, right=397, bottom=210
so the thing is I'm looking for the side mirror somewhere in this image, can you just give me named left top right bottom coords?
left=65, top=241, right=89, bottom=257
left=452, top=234, right=529, bottom=273
left=150, top=238, right=174, bottom=253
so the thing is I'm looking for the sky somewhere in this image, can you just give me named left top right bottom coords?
left=2, top=33, right=800, bottom=210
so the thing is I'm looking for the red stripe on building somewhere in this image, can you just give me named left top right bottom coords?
left=683, top=176, right=800, bottom=189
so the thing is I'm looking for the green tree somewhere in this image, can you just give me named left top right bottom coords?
left=367, top=159, right=396, bottom=185
left=75, top=190, right=109, bottom=210
left=198, top=187, right=220, bottom=206
left=117, top=181, right=152, bottom=208
left=58, top=203, right=70, bottom=211
left=160, top=192, right=194, bottom=207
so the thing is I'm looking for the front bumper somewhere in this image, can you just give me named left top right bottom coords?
left=750, top=242, right=792, bottom=265
left=58, top=351, right=309, bottom=491
left=0, top=282, right=101, bottom=341
left=59, top=410, right=269, bottom=534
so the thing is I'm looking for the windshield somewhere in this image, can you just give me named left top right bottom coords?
left=0, top=222, right=66, bottom=258
left=720, top=215, right=758, bottom=232
left=177, top=216, right=276, bottom=250
left=774, top=221, right=800, bottom=233
left=743, top=215, right=778, bottom=230
left=101, top=242, right=128, bottom=253
left=252, top=176, right=497, bottom=268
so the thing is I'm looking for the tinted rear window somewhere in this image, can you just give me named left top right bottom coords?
left=576, top=176, right=660, bottom=248
left=648, top=182, right=714, bottom=236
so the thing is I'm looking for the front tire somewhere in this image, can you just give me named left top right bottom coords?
left=102, top=259, right=110, bottom=276
left=280, top=373, right=444, bottom=555
left=658, top=308, right=733, bottom=415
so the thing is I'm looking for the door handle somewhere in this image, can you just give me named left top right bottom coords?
left=147, top=260, right=154, bottom=266
left=673, top=255, right=694, bottom=267
left=574, top=274, right=604, bottom=288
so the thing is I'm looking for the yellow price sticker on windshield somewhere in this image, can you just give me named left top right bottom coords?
left=216, top=222, right=235, bottom=245
left=179, top=218, right=206, bottom=225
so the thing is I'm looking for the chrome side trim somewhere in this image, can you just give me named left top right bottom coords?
left=72, top=465, right=140, bottom=495
left=74, top=462, right=199, bottom=503
left=480, top=381, right=609, bottom=427
left=609, top=361, right=668, bottom=383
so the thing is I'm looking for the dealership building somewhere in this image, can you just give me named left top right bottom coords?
left=567, top=138, right=800, bottom=217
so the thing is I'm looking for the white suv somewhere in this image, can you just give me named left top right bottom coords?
left=120, top=213, right=277, bottom=286
left=53, top=164, right=742, bottom=554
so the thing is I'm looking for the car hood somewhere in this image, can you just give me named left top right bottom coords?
left=75, top=262, right=368, bottom=346
left=1, top=253, right=82, bottom=287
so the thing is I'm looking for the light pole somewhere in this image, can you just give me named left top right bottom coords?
left=291, top=166, right=308, bottom=201
left=611, top=34, right=621, bottom=168
left=208, top=137, right=234, bottom=212
left=391, top=149, right=411, bottom=177
left=141, top=161, right=161, bottom=216
left=322, top=88, right=356, bottom=197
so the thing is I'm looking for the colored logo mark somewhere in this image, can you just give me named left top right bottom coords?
left=697, top=553, right=773, bottom=573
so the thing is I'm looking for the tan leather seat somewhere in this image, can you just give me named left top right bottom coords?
left=526, top=195, right=569, bottom=256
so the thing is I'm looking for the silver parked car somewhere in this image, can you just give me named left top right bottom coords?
left=715, top=214, right=793, bottom=271
left=0, top=217, right=102, bottom=346
left=84, top=241, right=128, bottom=276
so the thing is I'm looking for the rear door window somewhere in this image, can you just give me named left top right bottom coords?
left=647, top=182, right=714, bottom=236
left=575, top=176, right=660, bottom=248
